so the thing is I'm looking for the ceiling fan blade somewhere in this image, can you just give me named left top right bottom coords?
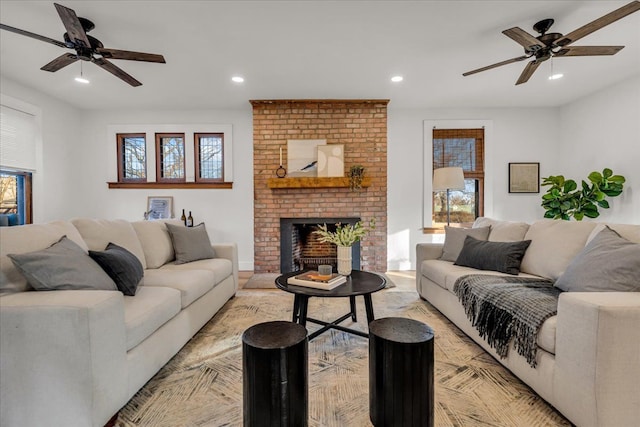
left=93, top=57, right=142, bottom=86
left=515, top=60, right=541, bottom=85
left=54, top=2, right=91, bottom=48
left=0, top=23, right=68, bottom=48
left=555, top=46, right=625, bottom=57
left=502, top=27, right=544, bottom=53
left=463, top=55, right=530, bottom=76
left=97, top=48, right=166, bottom=63
left=40, top=53, right=79, bottom=72
left=555, top=0, right=640, bottom=47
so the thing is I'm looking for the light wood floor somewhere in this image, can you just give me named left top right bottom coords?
left=238, top=270, right=416, bottom=291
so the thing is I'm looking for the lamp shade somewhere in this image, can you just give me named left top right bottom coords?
left=433, top=167, right=465, bottom=191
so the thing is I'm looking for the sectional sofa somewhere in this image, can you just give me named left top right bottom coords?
left=0, top=218, right=238, bottom=427
left=416, top=217, right=640, bottom=427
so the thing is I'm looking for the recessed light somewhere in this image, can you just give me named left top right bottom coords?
left=391, top=75, right=403, bottom=82
left=232, top=76, right=245, bottom=83
left=548, top=73, right=564, bottom=80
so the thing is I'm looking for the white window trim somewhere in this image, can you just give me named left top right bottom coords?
left=423, top=119, right=493, bottom=228
left=108, top=124, right=233, bottom=183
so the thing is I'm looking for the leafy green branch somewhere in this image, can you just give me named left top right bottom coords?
left=541, top=168, right=625, bottom=221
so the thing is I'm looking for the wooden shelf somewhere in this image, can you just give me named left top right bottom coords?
left=108, top=182, right=233, bottom=189
left=267, top=177, right=371, bottom=189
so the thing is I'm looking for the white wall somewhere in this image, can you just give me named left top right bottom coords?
left=1, top=77, right=81, bottom=223
left=387, top=107, right=561, bottom=270
left=559, top=75, right=640, bottom=224
left=77, top=108, right=255, bottom=270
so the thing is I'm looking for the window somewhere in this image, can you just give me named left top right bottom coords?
left=432, top=128, right=484, bottom=227
left=117, top=133, right=146, bottom=182
left=195, top=133, right=224, bottom=182
left=0, top=170, right=32, bottom=225
left=155, top=133, right=185, bottom=182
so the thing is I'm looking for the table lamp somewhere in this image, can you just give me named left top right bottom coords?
left=433, top=167, right=465, bottom=225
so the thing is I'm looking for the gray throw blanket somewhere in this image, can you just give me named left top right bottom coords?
left=453, top=274, right=560, bottom=368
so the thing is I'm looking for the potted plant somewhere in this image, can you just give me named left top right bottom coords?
left=314, top=219, right=375, bottom=275
left=541, top=168, right=625, bottom=220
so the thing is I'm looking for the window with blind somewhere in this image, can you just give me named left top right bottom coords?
left=432, top=128, right=484, bottom=227
left=195, top=133, right=224, bottom=182
left=156, top=133, right=185, bottom=182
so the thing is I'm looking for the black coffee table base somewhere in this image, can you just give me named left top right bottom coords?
left=292, top=294, right=375, bottom=340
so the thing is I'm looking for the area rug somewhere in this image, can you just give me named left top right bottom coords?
left=116, top=289, right=570, bottom=427
left=243, top=272, right=396, bottom=289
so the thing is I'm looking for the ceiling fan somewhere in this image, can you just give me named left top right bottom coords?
left=463, top=0, right=640, bottom=85
left=0, top=2, right=166, bottom=87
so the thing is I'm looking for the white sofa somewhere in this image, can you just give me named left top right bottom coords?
left=416, top=218, right=640, bottom=427
left=0, top=218, right=238, bottom=427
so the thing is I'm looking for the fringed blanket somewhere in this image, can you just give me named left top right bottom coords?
left=453, top=274, right=560, bottom=368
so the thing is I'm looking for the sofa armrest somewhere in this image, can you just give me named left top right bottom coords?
left=0, top=290, right=128, bottom=427
left=554, top=292, right=640, bottom=427
left=212, top=243, right=239, bottom=290
left=415, top=243, right=443, bottom=292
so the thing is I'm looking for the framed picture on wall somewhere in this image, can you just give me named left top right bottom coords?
left=146, top=196, right=173, bottom=219
left=509, top=163, right=540, bottom=193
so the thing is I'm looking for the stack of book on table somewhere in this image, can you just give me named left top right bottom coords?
left=287, top=271, right=347, bottom=290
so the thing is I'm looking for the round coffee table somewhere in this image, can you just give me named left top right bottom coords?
left=275, top=270, right=386, bottom=340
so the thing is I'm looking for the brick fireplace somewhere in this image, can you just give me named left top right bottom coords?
left=251, top=99, right=388, bottom=274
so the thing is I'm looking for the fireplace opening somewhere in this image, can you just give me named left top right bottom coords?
left=280, top=217, right=361, bottom=274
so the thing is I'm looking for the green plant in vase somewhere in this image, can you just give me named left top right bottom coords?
left=541, top=168, right=625, bottom=220
left=349, top=165, right=366, bottom=191
left=314, top=219, right=375, bottom=275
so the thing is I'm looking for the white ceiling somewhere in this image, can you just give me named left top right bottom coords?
left=1, top=0, right=639, bottom=110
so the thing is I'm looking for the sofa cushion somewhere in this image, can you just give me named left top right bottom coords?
left=165, top=223, right=216, bottom=264
left=7, top=236, right=117, bottom=292
left=132, top=220, right=183, bottom=269
left=440, top=226, right=490, bottom=262
left=72, top=218, right=147, bottom=269
left=0, top=221, right=89, bottom=293
left=555, top=226, right=640, bottom=293
left=520, top=219, right=597, bottom=280
left=473, top=217, right=530, bottom=242
left=89, top=243, right=144, bottom=296
left=160, top=258, right=233, bottom=285
left=537, top=316, right=557, bottom=355
left=123, top=286, right=181, bottom=351
left=587, top=223, right=640, bottom=244
left=421, top=259, right=539, bottom=292
left=142, top=269, right=215, bottom=308
left=455, top=236, right=531, bottom=275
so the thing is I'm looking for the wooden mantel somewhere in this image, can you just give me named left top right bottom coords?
left=267, top=177, right=371, bottom=189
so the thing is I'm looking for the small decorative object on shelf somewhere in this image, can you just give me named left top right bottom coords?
left=180, top=209, right=187, bottom=225
left=287, top=271, right=347, bottom=290
left=314, top=219, right=375, bottom=276
left=276, top=147, right=287, bottom=178
left=187, top=211, right=194, bottom=227
left=349, top=165, right=366, bottom=191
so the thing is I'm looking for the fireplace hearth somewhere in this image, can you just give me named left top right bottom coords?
left=280, top=217, right=361, bottom=274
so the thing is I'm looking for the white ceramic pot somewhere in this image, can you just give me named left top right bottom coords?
left=337, top=245, right=352, bottom=276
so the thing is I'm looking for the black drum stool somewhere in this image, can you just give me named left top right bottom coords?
left=369, top=317, right=434, bottom=427
left=242, top=320, right=308, bottom=426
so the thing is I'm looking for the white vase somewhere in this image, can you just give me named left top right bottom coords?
left=337, top=245, right=352, bottom=276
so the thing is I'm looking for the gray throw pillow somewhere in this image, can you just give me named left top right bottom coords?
left=555, top=226, right=640, bottom=292
left=166, top=223, right=216, bottom=265
left=8, top=236, right=117, bottom=291
left=454, top=236, right=532, bottom=275
left=89, top=243, right=144, bottom=296
left=440, top=226, right=491, bottom=262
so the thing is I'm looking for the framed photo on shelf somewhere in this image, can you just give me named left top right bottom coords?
left=146, top=196, right=173, bottom=219
left=509, top=162, right=540, bottom=193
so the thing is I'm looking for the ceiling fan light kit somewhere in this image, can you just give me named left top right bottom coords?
left=0, top=2, right=166, bottom=87
left=462, top=0, right=640, bottom=85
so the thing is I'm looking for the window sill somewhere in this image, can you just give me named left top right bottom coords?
left=107, top=182, right=233, bottom=189
left=422, top=227, right=445, bottom=234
